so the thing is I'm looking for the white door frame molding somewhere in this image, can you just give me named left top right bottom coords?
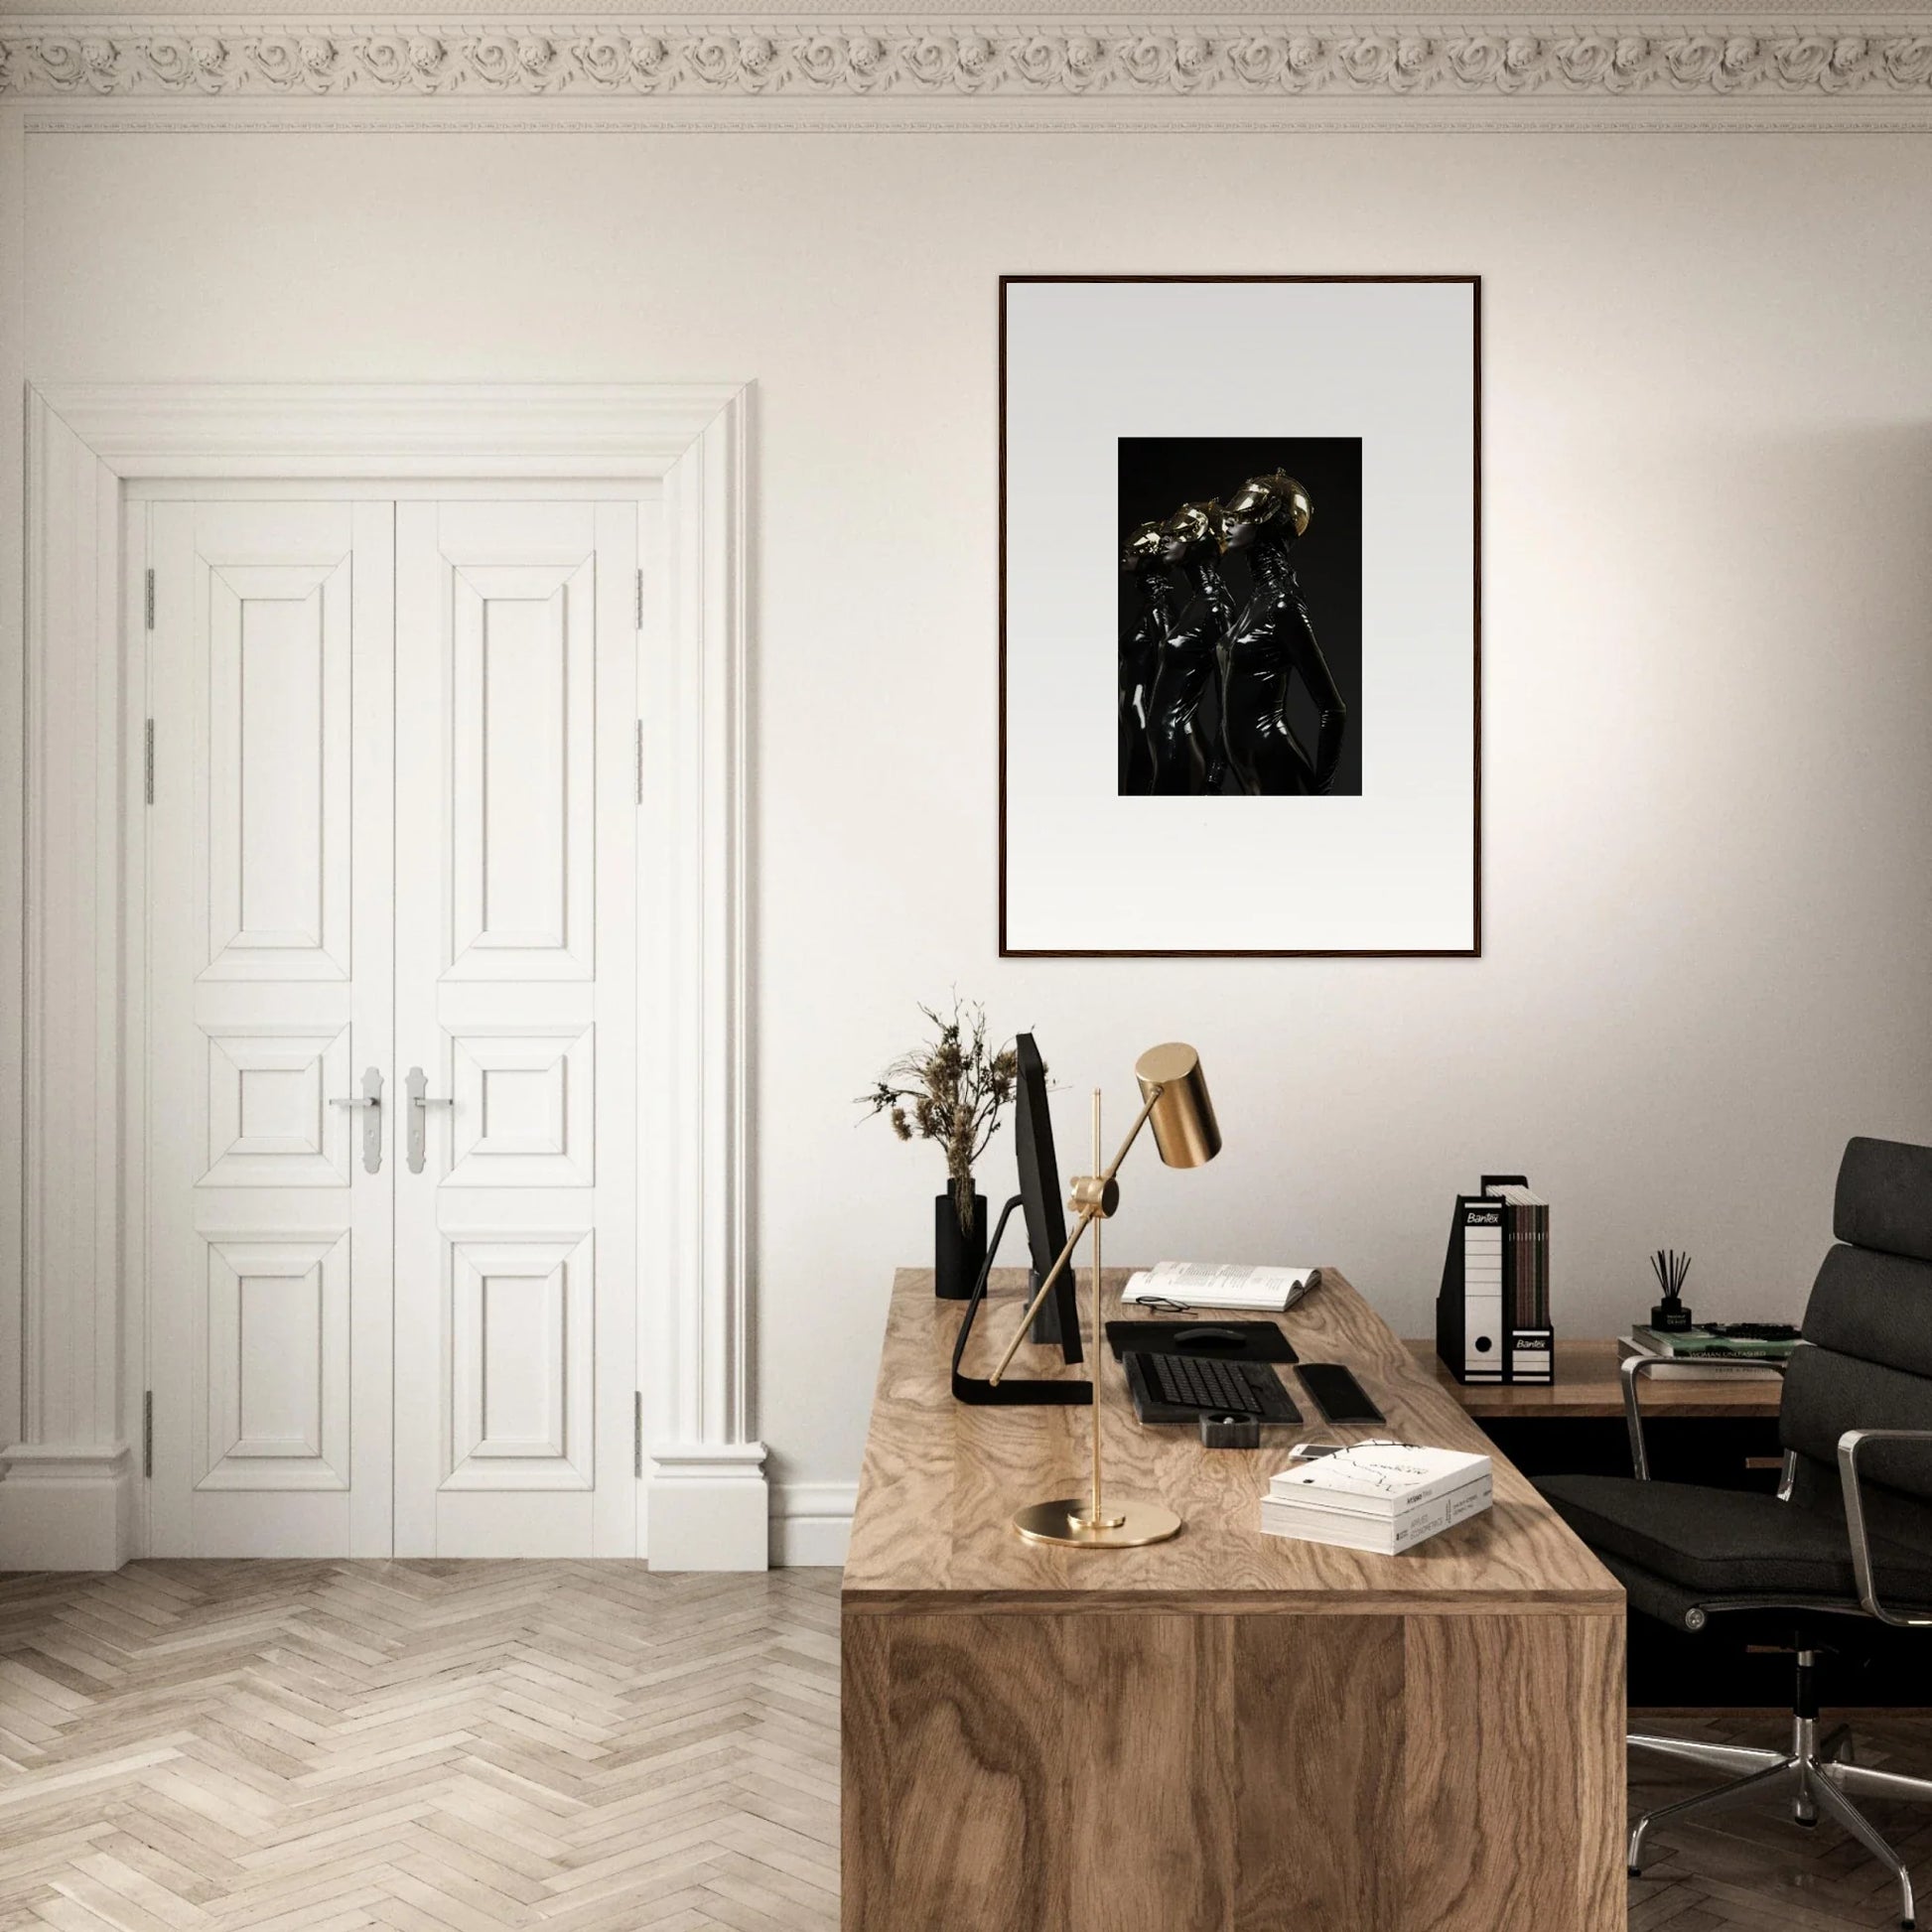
left=2, top=381, right=763, bottom=1572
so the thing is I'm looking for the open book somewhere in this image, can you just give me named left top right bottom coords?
left=1121, top=1261, right=1316, bottom=1313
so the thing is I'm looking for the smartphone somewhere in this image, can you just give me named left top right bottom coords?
left=1297, top=1363, right=1385, bottom=1426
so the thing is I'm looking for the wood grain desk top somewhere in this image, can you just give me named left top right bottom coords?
left=1407, top=1337, right=1784, bottom=1420
left=843, top=1267, right=1621, bottom=1616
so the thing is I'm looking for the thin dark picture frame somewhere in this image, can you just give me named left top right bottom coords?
left=997, top=272, right=1482, bottom=959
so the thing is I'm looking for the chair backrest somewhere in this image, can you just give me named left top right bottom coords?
left=1780, top=1138, right=1932, bottom=1549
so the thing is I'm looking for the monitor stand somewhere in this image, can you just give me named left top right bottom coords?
left=951, top=1196, right=1091, bottom=1407
left=1029, top=1269, right=1072, bottom=1347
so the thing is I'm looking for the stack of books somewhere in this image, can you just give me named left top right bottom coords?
left=1617, top=1323, right=1798, bottom=1382
left=1259, top=1444, right=1493, bottom=1556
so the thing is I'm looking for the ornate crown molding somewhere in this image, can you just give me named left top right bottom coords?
left=4, top=17, right=1932, bottom=112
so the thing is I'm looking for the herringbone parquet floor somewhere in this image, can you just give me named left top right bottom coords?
left=0, top=1563, right=841, bottom=1932
left=1, top=1562, right=1928, bottom=1930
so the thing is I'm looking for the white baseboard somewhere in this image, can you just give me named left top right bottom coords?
left=770, top=1481, right=855, bottom=1568
left=645, top=1442, right=769, bottom=1571
left=0, top=1444, right=135, bottom=1571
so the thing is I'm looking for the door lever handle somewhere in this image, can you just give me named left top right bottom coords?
left=329, top=1067, right=384, bottom=1173
left=405, top=1065, right=453, bottom=1175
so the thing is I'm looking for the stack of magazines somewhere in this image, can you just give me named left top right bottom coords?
left=1259, top=1444, right=1493, bottom=1556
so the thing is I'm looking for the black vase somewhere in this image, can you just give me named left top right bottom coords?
left=934, top=1187, right=989, bottom=1301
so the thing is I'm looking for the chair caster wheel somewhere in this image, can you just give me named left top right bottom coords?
left=1627, top=1868, right=1640, bottom=1878
left=1795, top=1816, right=1818, bottom=1829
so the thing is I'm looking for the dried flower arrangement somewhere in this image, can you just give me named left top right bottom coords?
left=860, top=998, right=1021, bottom=1234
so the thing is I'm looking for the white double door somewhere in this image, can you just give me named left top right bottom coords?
left=146, top=494, right=639, bottom=1558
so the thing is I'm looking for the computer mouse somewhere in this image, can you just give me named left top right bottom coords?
left=1173, top=1325, right=1246, bottom=1350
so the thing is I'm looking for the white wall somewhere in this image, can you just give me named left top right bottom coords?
left=21, top=127, right=1932, bottom=1534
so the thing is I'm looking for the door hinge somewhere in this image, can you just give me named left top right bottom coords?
left=634, top=720, right=644, bottom=806
left=633, top=1392, right=643, bottom=1479
left=144, top=720, right=155, bottom=805
left=635, top=567, right=644, bottom=631
left=144, top=568, right=155, bottom=631
left=142, top=1391, right=154, bottom=1478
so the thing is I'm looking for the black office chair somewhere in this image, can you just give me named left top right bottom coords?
left=1538, top=1136, right=1932, bottom=1930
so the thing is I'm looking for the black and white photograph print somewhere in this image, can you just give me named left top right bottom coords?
left=1001, top=275, right=1479, bottom=957
left=1117, top=436, right=1362, bottom=799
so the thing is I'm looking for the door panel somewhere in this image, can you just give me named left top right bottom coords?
left=449, top=561, right=595, bottom=979
left=203, top=563, right=351, bottom=979
left=147, top=501, right=395, bottom=1557
left=393, top=501, right=637, bottom=1557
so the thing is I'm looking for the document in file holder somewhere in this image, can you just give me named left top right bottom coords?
left=1436, top=1174, right=1553, bottom=1386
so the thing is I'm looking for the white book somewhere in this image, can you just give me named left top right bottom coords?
left=1268, top=1443, right=1490, bottom=1517
left=1121, top=1261, right=1315, bottom=1312
left=1260, top=1475, right=1492, bottom=1555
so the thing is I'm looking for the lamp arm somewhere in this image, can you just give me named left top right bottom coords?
left=987, top=1085, right=1165, bottom=1387
left=1095, top=1085, right=1164, bottom=1189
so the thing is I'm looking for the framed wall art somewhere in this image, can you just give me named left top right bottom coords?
left=999, top=274, right=1480, bottom=957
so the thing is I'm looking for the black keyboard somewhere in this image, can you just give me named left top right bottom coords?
left=1127, top=1351, right=1302, bottom=1423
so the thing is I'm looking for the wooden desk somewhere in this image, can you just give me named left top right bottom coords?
left=843, top=1269, right=1625, bottom=1932
left=1408, top=1336, right=1784, bottom=1420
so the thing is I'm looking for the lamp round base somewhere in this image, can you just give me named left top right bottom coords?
left=1012, top=1496, right=1182, bottom=1548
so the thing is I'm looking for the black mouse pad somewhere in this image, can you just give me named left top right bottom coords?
left=1104, top=1319, right=1298, bottom=1364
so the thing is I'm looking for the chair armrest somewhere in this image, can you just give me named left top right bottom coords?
left=1620, top=1351, right=1789, bottom=1481
left=1837, top=1428, right=1932, bottom=1627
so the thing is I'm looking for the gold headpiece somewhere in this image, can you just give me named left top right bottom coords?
left=1162, top=501, right=1223, bottom=553
left=1121, top=520, right=1166, bottom=570
left=1225, top=472, right=1312, bottom=540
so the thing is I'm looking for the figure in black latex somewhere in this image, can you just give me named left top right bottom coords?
left=1219, top=473, right=1348, bottom=796
left=1116, top=520, right=1170, bottom=793
left=1144, top=502, right=1238, bottom=795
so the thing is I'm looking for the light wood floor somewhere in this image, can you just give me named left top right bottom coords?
left=0, top=1564, right=1927, bottom=1930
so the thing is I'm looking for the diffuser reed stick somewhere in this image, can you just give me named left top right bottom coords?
left=1649, top=1248, right=1694, bottom=1331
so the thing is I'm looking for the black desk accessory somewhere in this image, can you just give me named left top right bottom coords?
left=1198, top=1415, right=1262, bottom=1449
left=1104, top=1319, right=1297, bottom=1365
left=1123, top=1351, right=1302, bottom=1426
left=1649, top=1247, right=1694, bottom=1332
left=1297, top=1362, right=1385, bottom=1426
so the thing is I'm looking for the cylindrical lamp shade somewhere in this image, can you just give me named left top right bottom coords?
left=1134, top=1042, right=1221, bottom=1169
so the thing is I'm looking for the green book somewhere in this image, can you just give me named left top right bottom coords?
left=1632, top=1325, right=1798, bottom=1360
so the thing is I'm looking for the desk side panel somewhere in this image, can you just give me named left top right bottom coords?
left=1404, top=1611, right=1626, bottom=1932
left=1232, top=1613, right=1406, bottom=1931
left=841, top=1605, right=1623, bottom=1932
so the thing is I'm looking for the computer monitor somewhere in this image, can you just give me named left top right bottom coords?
left=948, top=1031, right=1089, bottom=1406
left=1014, top=1034, right=1083, bottom=1363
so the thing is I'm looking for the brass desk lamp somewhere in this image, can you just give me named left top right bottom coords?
left=988, top=1042, right=1221, bottom=1548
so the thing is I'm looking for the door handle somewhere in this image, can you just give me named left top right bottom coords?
left=329, top=1066, right=384, bottom=1174
left=405, top=1065, right=454, bottom=1175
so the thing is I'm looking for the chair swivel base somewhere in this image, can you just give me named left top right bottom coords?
left=1629, top=1717, right=1932, bottom=1930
